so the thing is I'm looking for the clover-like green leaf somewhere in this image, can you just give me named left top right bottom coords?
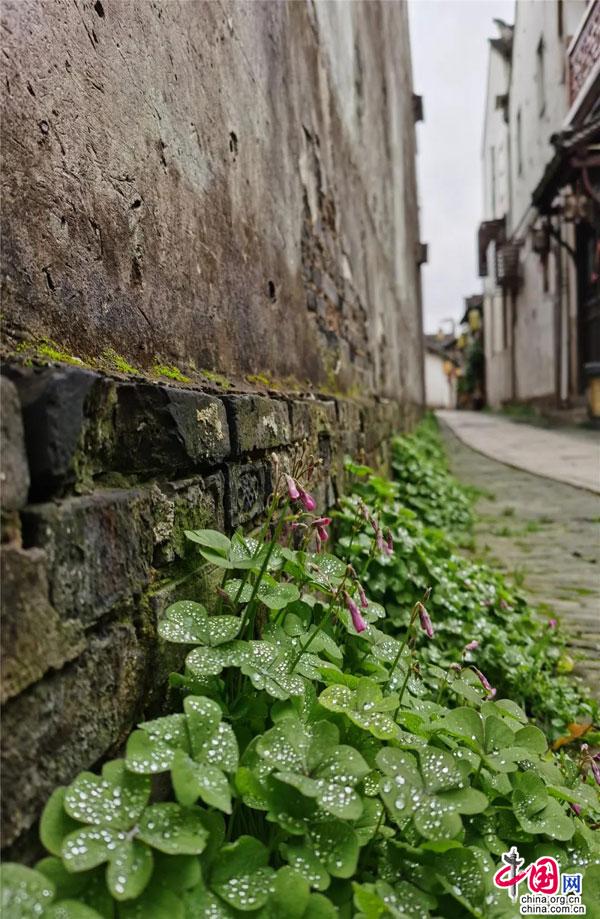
left=106, top=839, right=153, bottom=900
left=318, top=680, right=399, bottom=741
left=513, top=773, right=574, bottom=840
left=159, top=601, right=241, bottom=646
left=280, top=842, right=330, bottom=891
left=40, top=788, right=81, bottom=857
left=0, top=864, right=55, bottom=919
left=185, top=529, right=231, bottom=555
left=306, top=821, right=359, bottom=879
left=137, top=803, right=209, bottom=855
left=44, top=901, right=105, bottom=918
left=210, top=836, right=275, bottom=911
left=64, top=761, right=150, bottom=830
left=261, top=866, right=310, bottom=919
left=62, top=827, right=126, bottom=872
left=436, top=707, right=484, bottom=750
left=236, top=641, right=306, bottom=700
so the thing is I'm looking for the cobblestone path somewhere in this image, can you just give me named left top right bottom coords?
left=438, top=420, right=600, bottom=700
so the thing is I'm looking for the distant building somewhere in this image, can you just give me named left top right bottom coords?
left=424, top=333, right=459, bottom=409
left=478, top=0, right=599, bottom=413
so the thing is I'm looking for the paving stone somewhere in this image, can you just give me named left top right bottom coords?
left=440, top=421, right=600, bottom=700
left=0, top=619, right=147, bottom=848
left=0, top=376, right=30, bottom=510
left=224, top=394, right=291, bottom=455
left=22, top=488, right=154, bottom=627
left=0, top=545, right=85, bottom=704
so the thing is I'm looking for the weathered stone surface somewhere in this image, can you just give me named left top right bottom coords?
left=224, top=395, right=291, bottom=456
left=151, top=472, right=225, bottom=567
left=22, top=488, right=154, bottom=626
left=7, top=365, right=99, bottom=499
left=226, top=462, right=271, bottom=529
left=0, top=545, right=84, bottom=704
left=0, top=2, right=423, bottom=404
left=114, top=383, right=230, bottom=474
left=0, top=376, right=29, bottom=510
left=0, top=619, right=147, bottom=848
left=289, top=398, right=337, bottom=442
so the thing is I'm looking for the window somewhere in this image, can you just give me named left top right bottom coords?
left=536, top=37, right=546, bottom=116
left=516, top=109, right=523, bottom=176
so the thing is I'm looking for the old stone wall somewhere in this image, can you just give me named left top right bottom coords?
left=0, top=365, right=416, bottom=855
left=1, top=0, right=424, bottom=403
left=0, top=0, right=424, bottom=856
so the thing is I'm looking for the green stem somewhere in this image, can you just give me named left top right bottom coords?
left=239, top=509, right=287, bottom=639
left=291, top=601, right=336, bottom=670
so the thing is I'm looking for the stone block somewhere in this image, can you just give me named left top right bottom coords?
left=0, top=620, right=148, bottom=848
left=114, top=383, right=230, bottom=475
left=0, top=376, right=30, bottom=510
left=289, top=398, right=336, bottom=442
left=150, top=472, right=225, bottom=567
left=22, top=488, right=154, bottom=627
left=0, top=546, right=84, bottom=704
left=226, top=461, right=271, bottom=528
left=224, top=395, right=291, bottom=455
left=7, top=365, right=99, bottom=499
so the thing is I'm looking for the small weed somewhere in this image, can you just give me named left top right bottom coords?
left=103, top=348, right=139, bottom=375
left=200, top=368, right=232, bottom=389
left=153, top=363, right=191, bottom=383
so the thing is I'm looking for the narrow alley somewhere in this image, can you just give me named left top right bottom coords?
left=439, top=411, right=600, bottom=699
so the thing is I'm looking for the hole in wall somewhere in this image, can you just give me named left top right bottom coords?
left=267, top=280, right=276, bottom=302
left=229, top=131, right=238, bottom=155
left=94, top=0, right=105, bottom=17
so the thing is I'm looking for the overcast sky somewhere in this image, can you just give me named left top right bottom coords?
left=409, top=0, right=514, bottom=334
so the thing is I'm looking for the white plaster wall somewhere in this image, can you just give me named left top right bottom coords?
left=482, top=46, right=510, bottom=222
left=508, top=0, right=586, bottom=235
left=424, top=353, right=456, bottom=409
left=514, top=236, right=556, bottom=400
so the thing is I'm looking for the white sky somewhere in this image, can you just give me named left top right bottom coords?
left=409, top=0, right=514, bottom=334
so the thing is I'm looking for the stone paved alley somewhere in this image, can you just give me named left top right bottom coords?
left=437, top=413, right=600, bottom=701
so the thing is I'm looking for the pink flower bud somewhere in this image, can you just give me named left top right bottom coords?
left=358, top=584, right=369, bottom=609
left=298, top=487, right=316, bottom=512
left=473, top=667, right=496, bottom=699
left=464, top=640, right=480, bottom=652
left=285, top=474, right=300, bottom=500
left=570, top=802, right=582, bottom=816
left=316, top=525, right=329, bottom=543
left=344, top=591, right=367, bottom=633
left=312, top=517, right=332, bottom=527
left=417, top=601, right=434, bottom=639
left=385, top=530, right=394, bottom=555
left=591, top=760, right=600, bottom=787
left=547, top=619, right=557, bottom=629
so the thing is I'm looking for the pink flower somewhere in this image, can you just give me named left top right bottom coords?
left=285, top=475, right=300, bottom=500
left=385, top=530, right=394, bottom=556
left=591, top=760, right=600, bottom=787
left=298, top=487, right=316, bottom=512
left=344, top=591, right=367, bottom=633
left=570, top=802, right=582, bottom=816
left=417, top=601, right=434, bottom=639
left=464, top=640, right=480, bottom=652
left=358, top=584, right=369, bottom=609
left=311, top=517, right=331, bottom=543
left=473, top=667, right=496, bottom=699
left=376, top=529, right=387, bottom=555
left=547, top=619, right=557, bottom=629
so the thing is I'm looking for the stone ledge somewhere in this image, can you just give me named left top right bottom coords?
left=224, top=394, right=292, bottom=455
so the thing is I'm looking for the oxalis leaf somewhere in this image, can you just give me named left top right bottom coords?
left=158, top=601, right=241, bottom=646
left=376, top=748, right=471, bottom=842
left=318, top=680, right=400, bottom=741
left=209, top=836, right=275, bottom=911
left=257, top=717, right=369, bottom=820
left=0, top=864, right=55, bottom=919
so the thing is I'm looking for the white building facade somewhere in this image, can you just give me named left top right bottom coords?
left=479, top=0, right=599, bottom=410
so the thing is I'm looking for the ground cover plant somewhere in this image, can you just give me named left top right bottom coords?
left=2, top=426, right=599, bottom=918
